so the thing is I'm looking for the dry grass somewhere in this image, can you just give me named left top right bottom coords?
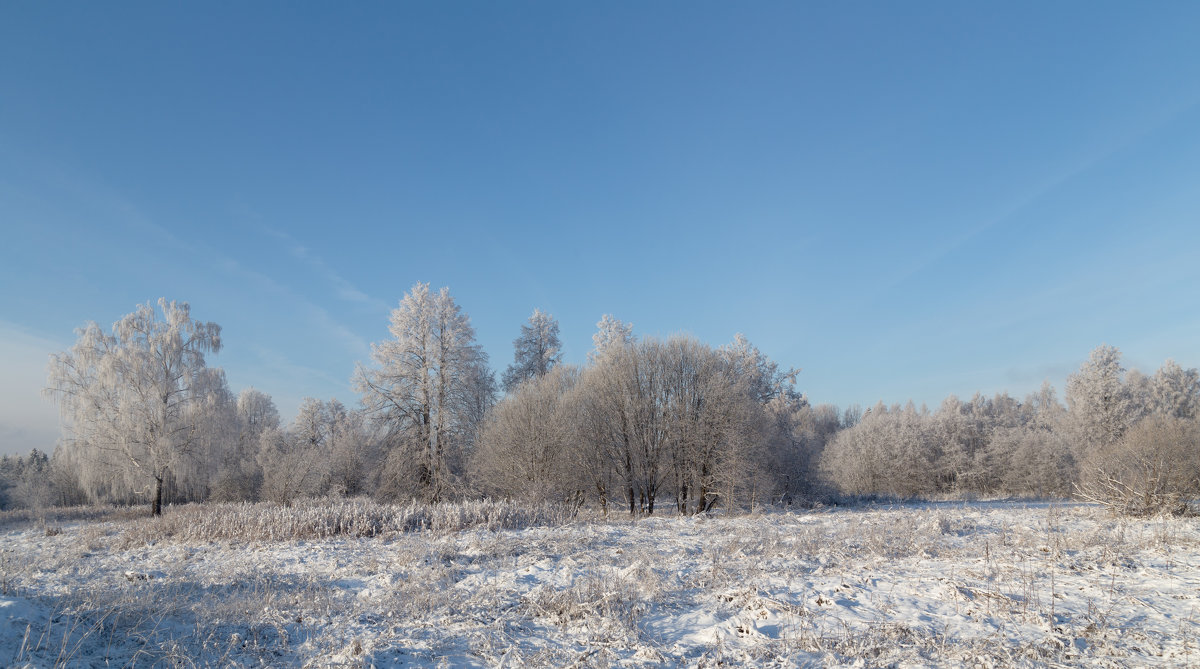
left=111, top=497, right=576, bottom=547
left=0, top=504, right=148, bottom=531
left=3, top=501, right=1198, bottom=667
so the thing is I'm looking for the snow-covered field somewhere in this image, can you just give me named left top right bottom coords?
left=2, top=501, right=1198, bottom=667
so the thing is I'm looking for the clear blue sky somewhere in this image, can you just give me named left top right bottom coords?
left=3, top=2, right=1199, bottom=455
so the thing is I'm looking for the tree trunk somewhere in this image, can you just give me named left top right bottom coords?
left=152, top=476, right=164, bottom=516
left=596, top=480, right=607, bottom=517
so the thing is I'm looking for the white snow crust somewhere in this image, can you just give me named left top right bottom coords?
left=2, top=501, right=1198, bottom=666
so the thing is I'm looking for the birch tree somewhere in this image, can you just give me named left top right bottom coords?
left=46, top=299, right=227, bottom=516
left=356, top=283, right=490, bottom=501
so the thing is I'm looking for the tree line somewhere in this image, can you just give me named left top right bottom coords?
left=7, top=285, right=1197, bottom=517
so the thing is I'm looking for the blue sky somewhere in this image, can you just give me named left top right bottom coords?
left=3, top=2, right=1199, bottom=455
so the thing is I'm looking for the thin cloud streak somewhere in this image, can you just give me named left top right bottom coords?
left=215, top=257, right=371, bottom=358
left=879, top=97, right=1200, bottom=296
left=265, top=229, right=392, bottom=313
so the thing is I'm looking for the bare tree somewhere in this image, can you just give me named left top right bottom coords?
left=46, top=299, right=227, bottom=515
left=472, top=365, right=580, bottom=502
left=572, top=335, right=778, bottom=516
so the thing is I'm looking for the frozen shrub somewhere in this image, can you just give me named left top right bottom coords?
left=1077, top=415, right=1200, bottom=516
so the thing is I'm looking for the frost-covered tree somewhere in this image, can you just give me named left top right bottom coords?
left=1078, top=414, right=1200, bottom=516
left=589, top=314, right=635, bottom=363
left=46, top=299, right=228, bottom=515
left=573, top=335, right=780, bottom=515
left=984, top=426, right=1075, bottom=498
left=501, top=309, right=562, bottom=393
left=257, top=426, right=325, bottom=503
left=0, top=450, right=51, bottom=510
left=822, top=403, right=938, bottom=498
left=211, top=388, right=278, bottom=502
left=462, top=360, right=498, bottom=437
left=0, top=449, right=87, bottom=510
left=237, top=389, right=280, bottom=441
left=821, top=404, right=893, bottom=496
left=667, top=337, right=770, bottom=513
left=1065, top=344, right=1132, bottom=455
left=1025, top=380, right=1066, bottom=430
left=258, top=397, right=327, bottom=503
left=1125, top=369, right=1154, bottom=424
left=765, top=401, right=839, bottom=504
left=577, top=339, right=668, bottom=515
left=842, top=404, right=863, bottom=428
left=325, top=400, right=378, bottom=497
left=969, top=382, right=1075, bottom=497
left=722, top=334, right=800, bottom=404
left=472, top=365, right=581, bottom=502
left=0, top=456, right=15, bottom=510
left=1149, top=359, right=1200, bottom=420
left=356, top=283, right=491, bottom=501
left=291, top=397, right=332, bottom=452
left=253, top=397, right=375, bottom=502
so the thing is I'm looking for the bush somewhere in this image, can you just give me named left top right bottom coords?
left=1077, top=415, right=1200, bottom=516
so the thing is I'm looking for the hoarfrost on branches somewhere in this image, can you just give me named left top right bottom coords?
left=46, top=299, right=230, bottom=516
left=501, top=308, right=563, bottom=393
left=355, top=283, right=493, bottom=502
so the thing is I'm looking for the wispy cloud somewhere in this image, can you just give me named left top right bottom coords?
left=880, top=96, right=1200, bottom=295
left=266, top=229, right=392, bottom=312
left=10, top=164, right=374, bottom=362
left=73, top=183, right=375, bottom=360
left=215, top=257, right=372, bottom=357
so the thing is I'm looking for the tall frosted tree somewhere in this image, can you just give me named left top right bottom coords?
left=1065, top=344, right=1132, bottom=454
left=574, top=335, right=774, bottom=516
left=46, top=299, right=227, bottom=516
left=356, top=282, right=491, bottom=501
left=501, top=309, right=563, bottom=393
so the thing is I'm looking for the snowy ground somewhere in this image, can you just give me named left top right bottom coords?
left=2, top=501, right=1198, bottom=667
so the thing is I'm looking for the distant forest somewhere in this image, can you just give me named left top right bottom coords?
left=4, top=284, right=1198, bottom=517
